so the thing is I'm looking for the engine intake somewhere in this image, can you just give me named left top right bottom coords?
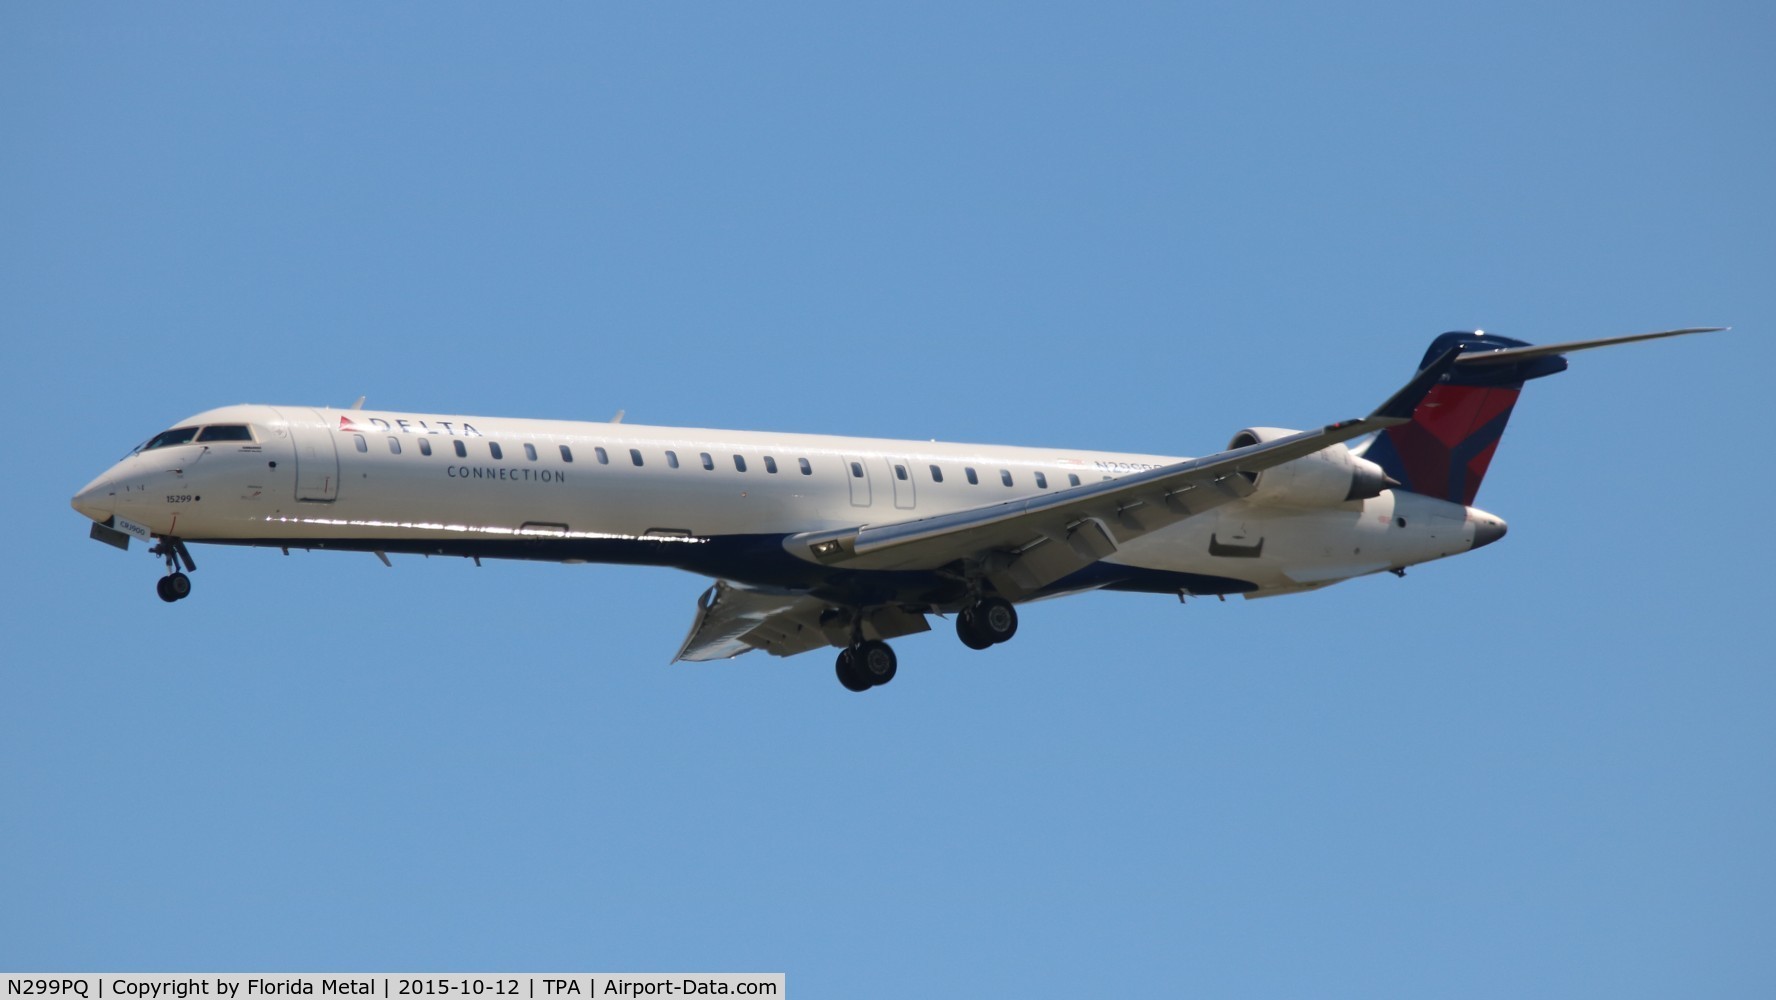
left=1227, top=427, right=1395, bottom=507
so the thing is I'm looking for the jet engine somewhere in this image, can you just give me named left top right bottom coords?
left=1226, top=427, right=1395, bottom=507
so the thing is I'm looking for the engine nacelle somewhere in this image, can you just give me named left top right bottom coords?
left=1226, top=427, right=1394, bottom=507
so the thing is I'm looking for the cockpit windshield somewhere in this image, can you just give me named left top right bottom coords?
left=138, top=427, right=199, bottom=452
left=197, top=424, right=254, bottom=442
left=128, top=424, right=255, bottom=456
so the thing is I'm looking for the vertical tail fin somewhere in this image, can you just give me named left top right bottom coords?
left=1361, top=331, right=1566, bottom=505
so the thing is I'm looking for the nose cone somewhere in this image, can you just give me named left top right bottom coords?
left=1468, top=510, right=1508, bottom=550
left=72, top=474, right=114, bottom=522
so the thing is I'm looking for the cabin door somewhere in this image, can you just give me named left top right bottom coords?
left=843, top=455, right=872, bottom=507
left=277, top=407, right=341, bottom=501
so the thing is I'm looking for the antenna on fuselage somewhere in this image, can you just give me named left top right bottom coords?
left=611, top=409, right=625, bottom=424
left=351, top=396, right=366, bottom=410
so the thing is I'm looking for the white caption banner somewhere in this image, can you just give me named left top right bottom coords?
left=3, top=976, right=783, bottom=1000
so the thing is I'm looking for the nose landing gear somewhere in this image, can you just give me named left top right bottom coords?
left=149, top=537, right=196, bottom=603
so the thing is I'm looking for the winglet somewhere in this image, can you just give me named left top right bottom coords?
left=1369, top=345, right=1461, bottom=422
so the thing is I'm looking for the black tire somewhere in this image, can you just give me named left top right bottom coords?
left=856, top=640, right=897, bottom=686
left=166, top=572, right=192, bottom=600
left=835, top=650, right=872, bottom=692
left=975, top=597, right=1018, bottom=643
left=956, top=612, right=994, bottom=650
left=156, top=577, right=178, bottom=603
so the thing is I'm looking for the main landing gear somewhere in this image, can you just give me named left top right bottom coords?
left=835, top=640, right=897, bottom=693
left=830, top=597, right=1020, bottom=692
left=150, top=537, right=196, bottom=603
left=956, top=596, right=1017, bottom=650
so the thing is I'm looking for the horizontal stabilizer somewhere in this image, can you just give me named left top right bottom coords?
left=1454, top=327, right=1728, bottom=366
left=1365, top=325, right=1727, bottom=505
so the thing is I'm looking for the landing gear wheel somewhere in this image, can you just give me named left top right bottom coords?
left=835, top=649, right=873, bottom=692
left=976, top=597, right=1017, bottom=642
left=956, top=612, right=994, bottom=650
left=150, top=537, right=196, bottom=604
left=958, top=597, right=1017, bottom=647
left=855, top=640, right=897, bottom=686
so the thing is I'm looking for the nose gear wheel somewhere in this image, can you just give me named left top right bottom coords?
left=149, top=537, right=196, bottom=602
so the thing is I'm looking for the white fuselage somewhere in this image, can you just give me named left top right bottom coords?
left=73, top=404, right=1501, bottom=602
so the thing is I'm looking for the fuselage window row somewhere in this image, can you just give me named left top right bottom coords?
left=345, top=431, right=1094, bottom=497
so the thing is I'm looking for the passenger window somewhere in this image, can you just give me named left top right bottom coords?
left=1034, top=471, right=1047, bottom=489
left=895, top=464, right=908, bottom=481
left=524, top=443, right=538, bottom=461
left=666, top=450, right=680, bottom=469
left=353, top=435, right=367, bottom=453
left=734, top=455, right=747, bottom=472
left=144, top=427, right=199, bottom=450
left=764, top=456, right=778, bottom=474
left=850, top=462, right=864, bottom=478
left=596, top=447, right=609, bottom=465
left=489, top=442, right=503, bottom=460
left=799, top=457, right=812, bottom=476
left=559, top=445, right=573, bottom=462
left=630, top=448, right=644, bottom=467
left=929, top=464, right=944, bottom=483
left=1068, top=473, right=1081, bottom=487
left=701, top=452, right=714, bottom=470
left=454, top=440, right=467, bottom=458
left=418, top=438, right=432, bottom=457
left=1000, top=469, right=1013, bottom=487
left=388, top=437, right=402, bottom=455
left=965, top=467, right=978, bottom=485
left=197, top=424, right=253, bottom=442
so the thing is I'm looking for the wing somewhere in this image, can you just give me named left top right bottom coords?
left=672, top=580, right=933, bottom=662
left=672, top=582, right=833, bottom=661
left=782, top=346, right=1461, bottom=597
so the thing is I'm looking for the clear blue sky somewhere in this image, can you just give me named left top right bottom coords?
left=3, top=3, right=1771, bottom=996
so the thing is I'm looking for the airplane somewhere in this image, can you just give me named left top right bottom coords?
left=71, top=327, right=1723, bottom=691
